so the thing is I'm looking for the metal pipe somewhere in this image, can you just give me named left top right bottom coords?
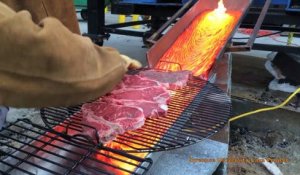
left=228, top=0, right=272, bottom=52
left=247, top=0, right=272, bottom=48
left=105, top=20, right=152, bottom=28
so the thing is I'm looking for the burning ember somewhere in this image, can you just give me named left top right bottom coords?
left=99, top=142, right=148, bottom=175
left=155, top=0, right=241, bottom=80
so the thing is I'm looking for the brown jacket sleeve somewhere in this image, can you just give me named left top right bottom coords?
left=0, top=0, right=81, bottom=34
left=0, top=2, right=127, bottom=108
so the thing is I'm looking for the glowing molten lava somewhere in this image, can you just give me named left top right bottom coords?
left=155, top=1, right=241, bottom=80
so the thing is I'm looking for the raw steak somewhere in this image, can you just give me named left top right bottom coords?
left=82, top=111, right=123, bottom=143
left=139, top=70, right=192, bottom=90
left=81, top=101, right=145, bottom=143
left=80, top=74, right=171, bottom=143
left=109, top=86, right=170, bottom=104
left=104, top=98, right=168, bottom=118
left=115, top=75, right=161, bottom=89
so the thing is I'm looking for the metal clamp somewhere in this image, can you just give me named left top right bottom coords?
left=227, top=0, right=272, bottom=52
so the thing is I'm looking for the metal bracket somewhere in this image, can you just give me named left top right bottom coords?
left=227, top=0, right=272, bottom=52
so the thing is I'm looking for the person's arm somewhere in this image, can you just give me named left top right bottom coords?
left=0, top=2, right=140, bottom=107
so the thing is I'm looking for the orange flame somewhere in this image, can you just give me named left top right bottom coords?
left=155, top=3, right=241, bottom=80
left=99, top=142, right=148, bottom=175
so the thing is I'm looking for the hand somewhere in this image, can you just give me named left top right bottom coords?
left=120, top=55, right=142, bottom=70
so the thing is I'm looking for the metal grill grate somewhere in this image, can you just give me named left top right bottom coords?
left=0, top=120, right=152, bottom=175
left=40, top=77, right=231, bottom=152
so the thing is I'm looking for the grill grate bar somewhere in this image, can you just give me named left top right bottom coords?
left=113, top=124, right=202, bottom=148
left=0, top=160, right=35, bottom=175
left=0, top=133, right=79, bottom=165
left=115, top=135, right=168, bottom=148
left=13, top=122, right=147, bottom=169
left=1, top=147, right=62, bottom=175
left=0, top=131, right=91, bottom=175
left=3, top=128, right=60, bottom=174
left=129, top=121, right=197, bottom=141
left=1, top=129, right=112, bottom=175
left=0, top=120, right=152, bottom=175
left=122, top=128, right=188, bottom=145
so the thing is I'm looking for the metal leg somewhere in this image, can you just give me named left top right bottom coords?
left=87, top=0, right=106, bottom=45
left=142, top=16, right=167, bottom=47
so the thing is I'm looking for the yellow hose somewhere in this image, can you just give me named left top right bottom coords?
left=287, top=32, right=294, bottom=46
left=229, top=87, right=300, bottom=122
left=287, top=24, right=295, bottom=46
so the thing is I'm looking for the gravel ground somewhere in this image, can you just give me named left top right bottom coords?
left=228, top=126, right=300, bottom=175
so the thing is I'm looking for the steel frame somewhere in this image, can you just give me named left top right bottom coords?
left=235, top=6, right=300, bottom=53
left=84, top=0, right=181, bottom=45
left=84, top=0, right=300, bottom=54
